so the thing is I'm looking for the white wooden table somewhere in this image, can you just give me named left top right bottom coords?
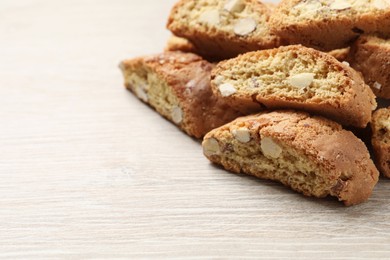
left=1, top=0, right=390, bottom=258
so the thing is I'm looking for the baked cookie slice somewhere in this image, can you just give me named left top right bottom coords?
left=119, top=52, right=241, bottom=139
left=349, top=35, right=390, bottom=99
left=270, top=0, right=390, bottom=51
left=167, top=0, right=281, bottom=60
left=371, top=107, right=390, bottom=178
left=202, top=110, right=379, bottom=206
left=211, top=45, right=377, bottom=128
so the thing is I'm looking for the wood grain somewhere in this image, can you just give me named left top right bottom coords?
left=0, top=0, right=390, bottom=258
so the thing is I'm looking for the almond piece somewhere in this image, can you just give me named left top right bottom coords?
left=232, top=127, right=251, bottom=143
left=234, top=18, right=257, bottom=36
left=261, top=137, right=283, bottom=159
left=373, top=82, right=382, bottom=90
left=199, top=9, right=220, bottom=26
left=171, top=106, right=183, bottom=124
left=287, top=73, right=315, bottom=89
left=293, top=0, right=323, bottom=16
left=224, top=0, right=245, bottom=13
left=218, top=83, right=237, bottom=97
left=373, top=0, right=390, bottom=9
left=330, top=0, right=351, bottom=10
left=203, top=138, right=220, bottom=156
left=135, top=87, right=148, bottom=102
left=214, top=75, right=225, bottom=86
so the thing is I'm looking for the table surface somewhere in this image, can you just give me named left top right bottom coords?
left=1, top=0, right=390, bottom=258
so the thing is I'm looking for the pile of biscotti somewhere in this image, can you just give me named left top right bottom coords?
left=120, top=0, right=390, bottom=206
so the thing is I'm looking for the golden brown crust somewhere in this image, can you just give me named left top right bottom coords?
left=371, top=107, right=390, bottom=177
left=211, top=45, right=376, bottom=128
left=203, top=110, right=379, bottom=206
left=270, top=0, right=390, bottom=51
left=349, top=35, right=390, bottom=99
left=120, top=52, right=242, bottom=138
left=167, top=0, right=282, bottom=60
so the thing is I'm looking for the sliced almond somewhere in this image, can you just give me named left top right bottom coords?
left=171, top=106, right=183, bottom=124
left=199, top=9, right=220, bottom=26
left=373, top=82, right=382, bottom=90
left=354, top=0, right=367, bottom=7
left=294, top=0, right=323, bottom=16
left=373, top=0, right=390, bottom=9
left=287, top=73, right=315, bottom=89
left=261, top=137, right=283, bottom=159
left=330, top=0, right=351, bottom=10
left=224, top=0, right=245, bottom=13
left=203, top=138, right=220, bottom=156
left=234, top=18, right=257, bottom=36
left=214, top=75, right=225, bottom=86
left=218, top=83, right=237, bottom=97
left=135, top=87, right=148, bottom=102
left=232, top=127, right=251, bottom=143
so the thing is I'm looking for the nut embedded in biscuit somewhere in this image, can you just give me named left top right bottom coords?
left=171, top=106, right=183, bottom=124
left=232, top=127, right=251, bottom=143
left=330, top=0, right=351, bottom=10
left=373, top=82, right=382, bottom=90
left=234, top=18, right=257, bottom=36
left=218, top=83, right=237, bottom=97
left=134, top=86, right=148, bottom=102
left=373, top=0, right=390, bottom=9
left=224, top=0, right=245, bottom=13
left=214, top=75, right=225, bottom=86
left=199, top=9, right=220, bottom=26
left=287, top=73, right=315, bottom=89
left=261, top=137, right=282, bottom=159
left=203, top=138, right=220, bottom=156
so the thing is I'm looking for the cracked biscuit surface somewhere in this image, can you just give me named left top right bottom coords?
left=211, top=45, right=377, bottom=128
left=202, top=110, right=379, bottom=206
left=120, top=51, right=241, bottom=138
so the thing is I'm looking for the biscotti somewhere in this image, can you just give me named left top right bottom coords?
left=167, top=0, right=281, bottom=60
left=349, top=35, right=390, bottom=99
left=202, top=110, right=379, bottom=206
left=270, top=0, right=390, bottom=51
left=211, top=45, right=377, bottom=128
left=371, top=107, right=390, bottom=178
left=119, top=52, right=241, bottom=138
